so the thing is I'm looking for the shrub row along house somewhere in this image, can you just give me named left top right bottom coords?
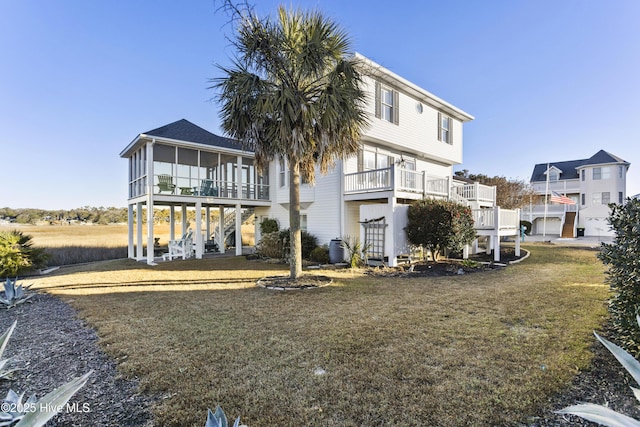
left=523, top=150, right=630, bottom=237
left=120, top=54, right=521, bottom=265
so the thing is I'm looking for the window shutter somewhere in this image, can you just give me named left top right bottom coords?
left=393, top=90, right=399, bottom=125
left=357, top=148, right=363, bottom=172
left=374, top=82, right=381, bottom=119
left=437, top=112, right=442, bottom=141
left=449, top=116, right=453, bottom=144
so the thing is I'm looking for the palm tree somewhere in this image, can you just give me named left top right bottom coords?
left=214, top=6, right=369, bottom=279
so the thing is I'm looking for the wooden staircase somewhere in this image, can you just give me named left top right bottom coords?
left=561, top=212, right=576, bottom=238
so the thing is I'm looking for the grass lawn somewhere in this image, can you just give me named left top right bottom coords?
left=27, top=244, right=608, bottom=426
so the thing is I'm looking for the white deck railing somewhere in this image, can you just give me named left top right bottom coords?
left=152, top=175, right=269, bottom=201
left=344, top=168, right=392, bottom=192
left=521, top=204, right=577, bottom=215
left=472, top=207, right=520, bottom=231
left=453, top=182, right=496, bottom=203
left=344, top=166, right=496, bottom=205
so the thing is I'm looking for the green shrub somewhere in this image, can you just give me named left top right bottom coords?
left=278, top=229, right=318, bottom=260
left=259, top=218, right=279, bottom=234
left=309, top=246, right=329, bottom=264
left=405, top=199, right=476, bottom=261
left=598, top=198, right=640, bottom=356
left=0, top=230, right=49, bottom=278
left=255, top=231, right=286, bottom=259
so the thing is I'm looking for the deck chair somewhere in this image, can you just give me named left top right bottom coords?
left=163, top=229, right=194, bottom=260
left=197, top=180, right=218, bottom=197
left=158, top=174, right=177, bottom=194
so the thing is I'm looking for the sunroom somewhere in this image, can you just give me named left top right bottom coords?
left=120, top=119, right=271, bottom=265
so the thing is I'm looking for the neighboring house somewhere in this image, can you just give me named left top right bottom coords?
left=120, top=54, right=521, bottom=265
left=523, top=150, right=630, bottom=237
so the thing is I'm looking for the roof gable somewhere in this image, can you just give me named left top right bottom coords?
left=530, top=150, right=629, bottom=183
left=581, top=149, right=629, bottom=166
left=143, top=119, right=246, bottom=152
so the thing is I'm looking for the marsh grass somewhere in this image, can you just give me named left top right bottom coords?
left=26, top=244, right=608, bottom=426
left=2, top=224, right=254, bottom=266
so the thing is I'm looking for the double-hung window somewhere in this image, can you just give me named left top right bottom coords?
left=438, top=112, right=453, bottom=144
left=593, top=167, right=610, bottom=180
left=375, top=81, right=399, bottom=125
left=278, top=157, right=286, bottom=188
left=593, top=192, right=610, bottom=205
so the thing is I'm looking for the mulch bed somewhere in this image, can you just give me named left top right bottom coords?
left=257, top=274, right=333, bottom=290
left=0, top=293, right=155, bottom=427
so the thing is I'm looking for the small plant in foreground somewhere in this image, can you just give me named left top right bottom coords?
left=557, top=314, right=640, bottom=425
left=0, top=320, right=92, bottom=427
left=0, top=371, right=92, bottom=427
left=309, top=246, right=329, bottom=264
left=0, top=278, right=35, bottom=309
left=340, top=236, right=370, bottom=268
left=0, top=321, right=19, bottom=380
left=205, top=405, right=244, bottom=427
left=460, top=259, right=479, bottom=270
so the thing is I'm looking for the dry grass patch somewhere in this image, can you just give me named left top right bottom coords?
left=26, top=244, right=608, bottom=426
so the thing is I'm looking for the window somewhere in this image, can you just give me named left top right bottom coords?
left=374, top=82, right=399, bottom=124
left=438, top=112, right=453, bottom=144
left=549, top=170, right=558, bottom=182
left=360, top=149, right=392, bottom=171
left=619, top=192, right=624, bottom=204
left=581, top=193, right=585, bottom=205
left=300, top=214, right=307, bottom=231
left=279, top=157, right=286, bottom=188
left=581, top=170, right=585, bottom=181
left=593, top=192, right=610, bottom=205
left=619, top=166, right=624, bottom=179
left=593, top=167, right=610, bottom=180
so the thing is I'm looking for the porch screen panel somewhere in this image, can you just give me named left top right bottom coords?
left=177, top=148, right=198, bottom=193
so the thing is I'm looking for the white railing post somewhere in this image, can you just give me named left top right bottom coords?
left=474, top=182, right=480, bottom=201
left=447, top=176, right=451, bottom=200
left=495, top=206, right=501, bottom=230
left=390, top=165, right=395, bottom=195
left=422, top=171, right=427, bottom=197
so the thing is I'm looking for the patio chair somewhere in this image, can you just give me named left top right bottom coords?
left=197, top=180, right=218, bottom=197
left=163, top=229, right=194, bottom=260
left=157, top=174, right=177, bottom=194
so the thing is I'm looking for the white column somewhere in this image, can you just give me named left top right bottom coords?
left=235, top=203, right=242, bottom=256
left=218, top=206, right=225, bottom=253
left=136, top=202, right=143, bottom=261
left=515, top=208, right=521, bottom=257
left=146, top=140, right=155, bottom=265
left=127, top=204, right=134, bottom=259
left=387, top=197, right=397, bottom=267
left=181, top=204, right=188, bottom=235
left=195, top=201, right=203, bottom=259
left=169, top=206, right=175, bottom=241
left=493, top=207, right=501, bottom=262
left=206, top=206, right=211, bottom=240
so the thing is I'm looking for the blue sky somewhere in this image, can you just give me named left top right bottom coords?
left=1, top=0, right=639, bottom=209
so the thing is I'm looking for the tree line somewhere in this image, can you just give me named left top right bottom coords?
left=0, top=207, right=203, bottom=225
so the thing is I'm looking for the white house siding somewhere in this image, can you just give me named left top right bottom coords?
left=533, top=217, right=561, bottom=235
left=577, top=164, right=626, bottom=237
left=361, top=76, right=463, bottom=166
left=359, top=203, right=411, bottom=267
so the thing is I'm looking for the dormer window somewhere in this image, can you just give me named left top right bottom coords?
left=374, top=82, right=399, bottom=125
left=549, top=170, right=558, bottom=181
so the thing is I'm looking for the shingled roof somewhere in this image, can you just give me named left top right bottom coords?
left=530, top=150, right=629, bottom=183
left=143, top=119, right=248, bottom=152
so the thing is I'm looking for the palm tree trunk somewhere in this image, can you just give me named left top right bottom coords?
left=289, top=160, right=302, bottom=279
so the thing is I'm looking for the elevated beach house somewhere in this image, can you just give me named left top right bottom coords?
left=120, top=54, right=521, bottom=265
left=523, top=150, right=630, bottom=237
